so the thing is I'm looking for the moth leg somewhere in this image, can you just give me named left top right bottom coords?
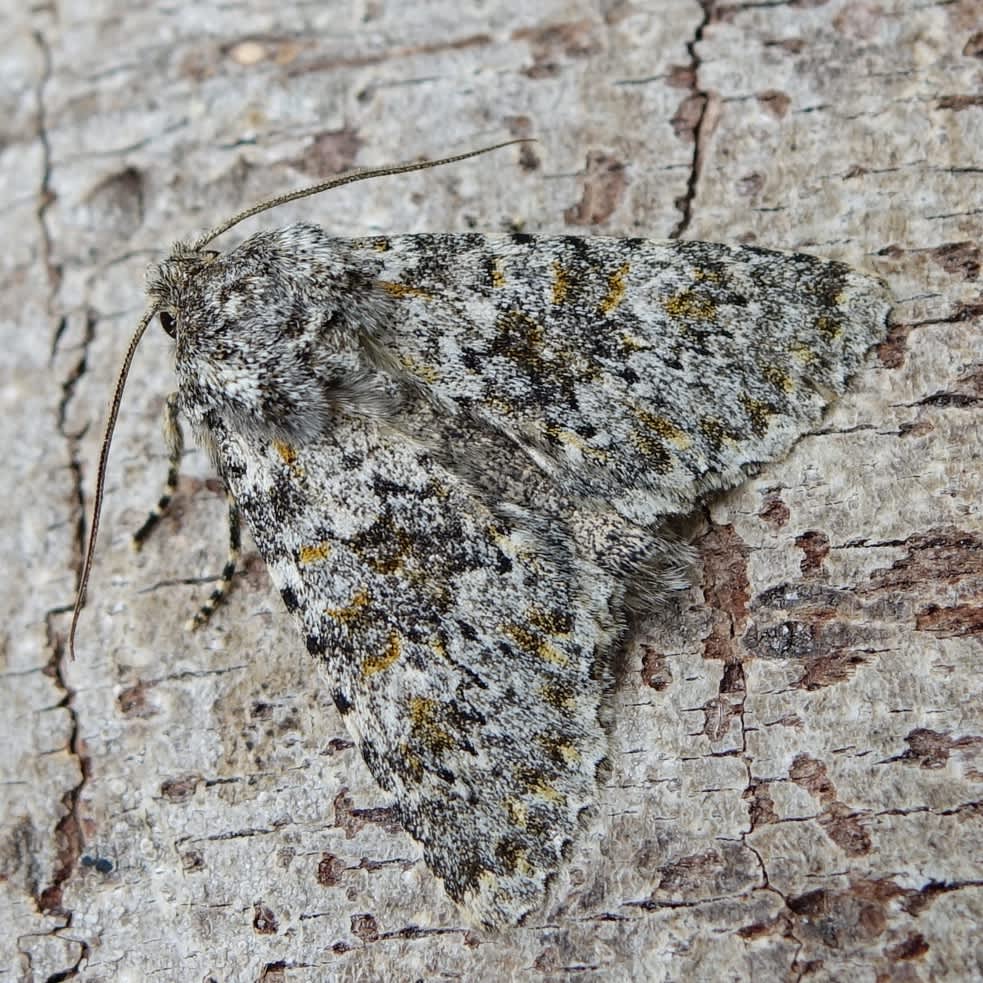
left=130, top=392, right=241, bottom=631
left=132, top=392, right=183, bottom=549
left=185, top=497, right=241, bottom=632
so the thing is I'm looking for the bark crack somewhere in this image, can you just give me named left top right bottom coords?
left=670, top=1, right=714, bottom=239
left=33, top=29, right=60, bottom=296
left=33, top=28, right=92, bottom=978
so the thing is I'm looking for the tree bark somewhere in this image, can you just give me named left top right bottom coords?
left=2, top=1, right=980, bottom=980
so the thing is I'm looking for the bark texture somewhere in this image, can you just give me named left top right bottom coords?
left=1, top=1, right=980, bottom=980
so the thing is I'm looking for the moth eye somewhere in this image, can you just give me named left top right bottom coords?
left=159, top=311, right=177, bottom=337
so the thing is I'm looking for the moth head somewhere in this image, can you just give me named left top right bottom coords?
left=150, top=227, right=404, bottom=447
left=152, top=248, right=219, bottom=340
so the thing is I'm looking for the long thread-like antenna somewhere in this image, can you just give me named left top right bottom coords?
left=70, top=139, right=530, bottom=657
left=69, top=307, right=156, bottom=659
left=193, top=139, right=530, bottom=250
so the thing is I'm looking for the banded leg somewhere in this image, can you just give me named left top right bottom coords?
left=132, top=392, right=183, bottom=549
left=185, top=498, right=241, bottom=632
left=132, top=392, right=242, bottom=631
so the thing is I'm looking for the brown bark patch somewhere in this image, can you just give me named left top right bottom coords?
left=757, top=89, right=791, bottom=118
left=964, top=30, right=983, bottom=57
left=849, top=877, right=909, bottom=903
left=657, top=850, right=723, bottom=891
left=564, top=151, right=627, bottom=226
left=786, top=887, right=889, bottom=948
left=666, top=64, right=696, bottom=88
left=252, top=902, right=278, bottom=934
left=937, top=94, right=983, bottom=111
left=737, top=913, right=788, bottom=939
left=181, top=849, right=204, bottom=872
left=292, top=127, right=364, bottom=178
left=351, top=912, right=380, bottom=942
left=333, top=789, right=401, bottom=838
left=796, top=530, right=831, bottom=574
left=118, top=680, right=158, bottom=718
left=671, top=93, right=706, bottom=142
left=505, top=116, right=541, bottom=171
left=737, top=172, right=766, bottom=197
left=161, top=774, right=201, bottom=803
left=916, top=603, right=983, bottom=636
left=900, top=880, right=961, bottom=916
left=513, top=19, right=601, bottom=78
left=743, top=603, right=869, bottom=691
left=886, top=932, right=929, bottom=961
left=701, top=696, right=742, bottom=741
left=864, top=528, right=983, bottom=593
left=699, top=524, right=751, bottom=664
left=316, top=852, right=346, bottom=887
left=898, top=727, right=983, bottom=768
left=797, top=649, right=868, bottom=690
left=744, top=782, right=779, bottom=827
left=640, top=646, right=673, bottom=690
left=720, top=662, right=746, bottom=695
left=764, top=37, right=806, bottom=53
left=818, top=802, right=873, bottom=856
left=876, top=320, right=913, bottom=368
left=929, top=241, right=980, bottom=280
left=38, top=802, right=83, bottom=914
left=789, top=754, right=837, bottom=802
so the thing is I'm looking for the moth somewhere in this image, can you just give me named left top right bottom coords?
left=71, top=141, right=892, bottom=926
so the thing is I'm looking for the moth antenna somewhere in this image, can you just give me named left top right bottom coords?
left=69, top=306, right=157, bottom=659
left=192, top=138, right=534, bottom=251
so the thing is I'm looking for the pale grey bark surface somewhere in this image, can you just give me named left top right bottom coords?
left=1, top=1, right=980, bottom=980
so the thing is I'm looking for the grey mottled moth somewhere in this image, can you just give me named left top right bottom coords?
left=71, top=141, right=892, bottom=926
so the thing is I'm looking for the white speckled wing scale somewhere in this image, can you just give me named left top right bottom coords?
left=207, top=411, right=617, bottom=926
left=357, top=232, right=892, bottom=524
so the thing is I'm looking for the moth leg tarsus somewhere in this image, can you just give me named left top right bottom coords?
left=185, top=498, right=241, bottom=632
left=132, top=392, right=183, bottom=551
left=127, top=390, right=241, bottom=632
